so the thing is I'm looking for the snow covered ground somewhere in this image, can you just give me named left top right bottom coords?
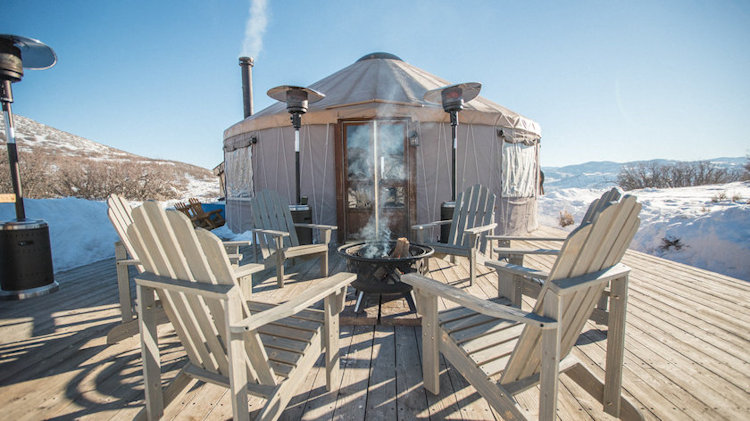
left=2, top=178, right=748, bottom=281
left=539, top=182, right=750, bottom=280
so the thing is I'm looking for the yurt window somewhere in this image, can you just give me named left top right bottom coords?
left=225, top=145, right=253, bottom=198
left=501, top=141, right=536, bottom=197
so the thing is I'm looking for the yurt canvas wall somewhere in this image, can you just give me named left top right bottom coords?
left=224, top=124, right=337, bottom=232
left=224, top=119, right=540, bottom=238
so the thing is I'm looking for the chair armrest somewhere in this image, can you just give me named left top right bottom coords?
left=231, top=272, right=356, bottom=333
left=116, top=258, right=141, bottom=266
left=487, top=235, right=566, bottom=242
left=293, top=223, right=337, bottom=231
left=484, top=259, right=550, bottom=281
left=250, top=228, right=290, bottom=238
left=294, top=224, right=336, bottom=244
left=401, top=273, right=556, bottom=328
left=492, top=247, right=560, bottom=257
left=463, top=223, right=497, bottom=242
left=412, top=220, right=452, bottom=230
left=223, top=240, right=252, bottom=247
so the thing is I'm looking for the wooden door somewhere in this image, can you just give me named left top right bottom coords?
left=338, top=120, right=413, bottom=241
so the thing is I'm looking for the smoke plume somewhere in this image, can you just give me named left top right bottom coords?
left=241, top=0, right=269, bottom=58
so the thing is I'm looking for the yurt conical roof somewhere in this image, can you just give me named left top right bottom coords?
left=224, top=52, right=541, bottom=140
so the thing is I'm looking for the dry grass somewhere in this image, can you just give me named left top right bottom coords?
left=558, top=209, right=574, bottom=227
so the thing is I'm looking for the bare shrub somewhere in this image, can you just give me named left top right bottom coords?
left=0, top=147, right=58, bottom=198
left=52, top=159, right=180, bottom=201
left=617, top=160, right=741, bottom=191
left=744, top=156, right=750, bottom=181
left=711, top=192, right=728, bottom=203
left=558, top=209, right=574, bottom=227
left=659, top=236, right=684, bottom=251
left=1, top=145, right=197, bottom=201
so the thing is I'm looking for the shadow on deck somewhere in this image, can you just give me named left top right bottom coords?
left=0, top=226, right=748, bottom=419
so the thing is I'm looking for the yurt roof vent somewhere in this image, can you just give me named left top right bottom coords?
left=356, top=52, right=403, bottom=62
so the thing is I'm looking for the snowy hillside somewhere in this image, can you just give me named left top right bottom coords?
left=543, top=157, right=746, bottom=190
left=1, top=114, right=220, bottom=201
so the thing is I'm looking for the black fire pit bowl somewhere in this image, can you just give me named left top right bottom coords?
left=337, top=241, right=433, bottom=313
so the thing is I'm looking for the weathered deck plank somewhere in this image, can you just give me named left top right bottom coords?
left=0, top=228, right=748, bottom=420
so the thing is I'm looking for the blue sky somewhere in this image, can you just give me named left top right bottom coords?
left=3, top=0, right=749, bottom=169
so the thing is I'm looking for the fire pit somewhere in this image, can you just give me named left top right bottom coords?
left=338, top=240, right=433, bottom=313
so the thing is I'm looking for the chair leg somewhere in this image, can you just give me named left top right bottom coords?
left=137, top=285, right=164, bottom=420
left=324, top=293, right=341, bottom=391
left=227, top=293, right=250, bottom=421
left=605, top=276, right=629, bottom=417
left=320, top=251, right=329, bottom=277
left=276, top=253, right=285, bottom=288
left=469, top=249, right=477, bottom=286
left=115, top=243, right=134, bottom=323
left=418, top=291, right=440, bottom=394
left=539, top=322, right=561, bottom=421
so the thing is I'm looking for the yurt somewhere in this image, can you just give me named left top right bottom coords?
left=223, top=52, right=542, bottom=242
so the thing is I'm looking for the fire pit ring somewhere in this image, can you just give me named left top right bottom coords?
left=338, top=241, right=433, bottom=313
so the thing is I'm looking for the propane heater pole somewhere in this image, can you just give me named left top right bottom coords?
left=267, top=85, right=325, bottom=205
left=449, top=110, right=458, bottom=201
left=1, top=80, right=25, bottom=220
left=423, top=82, right=482, bottom=201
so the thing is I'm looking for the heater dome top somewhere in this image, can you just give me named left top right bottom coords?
left=0, top=34, right=56, bottom=70
left=423, top=82, right=482, bottom=107
left=267, top=85, right=325, bottom=104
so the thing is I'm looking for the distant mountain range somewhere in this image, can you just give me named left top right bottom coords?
left=0, top=114, right=219, bottom=200
left=543, top=157, right=747, bottom=190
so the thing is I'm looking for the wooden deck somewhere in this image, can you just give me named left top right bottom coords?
left=0, top=225, right=748, bottom=420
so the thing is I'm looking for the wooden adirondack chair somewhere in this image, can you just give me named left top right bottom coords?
left=412, top=184, right=497, bottom=286
left=126, top=201, right=355, bottom=421
left=487, top=188, right=623, bottom=323
left=174, top=201, right=192, bottom=218
left=250, top=190, right=336, bottom=288
left=188, top=197, right=226, bottom=229
left=402, top=194, right=643, bottom=421
left=106, top=194, right=260, bottom=344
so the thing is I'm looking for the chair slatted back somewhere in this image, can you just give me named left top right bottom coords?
left=107, top=194, right=145, bottom=273
left=581, top=187, right=622, bottom=225
left=447, top=184, right=496, bottom=249
left=501, top=195, right=641, bottom=384
left=174, top=201, right=193, bottom=218
left=250, top=190, right=300, bottom=259
left=127, top=201, right=276, bottom=385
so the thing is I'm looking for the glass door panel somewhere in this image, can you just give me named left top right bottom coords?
left=343, top=120, right=409, bottom=240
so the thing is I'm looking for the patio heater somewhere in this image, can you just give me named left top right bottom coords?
left=267, top=85, right=325, bottom=244
left=0, top=34, right=59, bottom=300
left=423, top=82, right=481, bottom=242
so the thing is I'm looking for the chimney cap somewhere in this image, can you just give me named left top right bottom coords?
left=239, top=56, right=254, bottom=66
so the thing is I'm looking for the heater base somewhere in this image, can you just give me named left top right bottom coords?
left=0, top=281, right=59, bottom=301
